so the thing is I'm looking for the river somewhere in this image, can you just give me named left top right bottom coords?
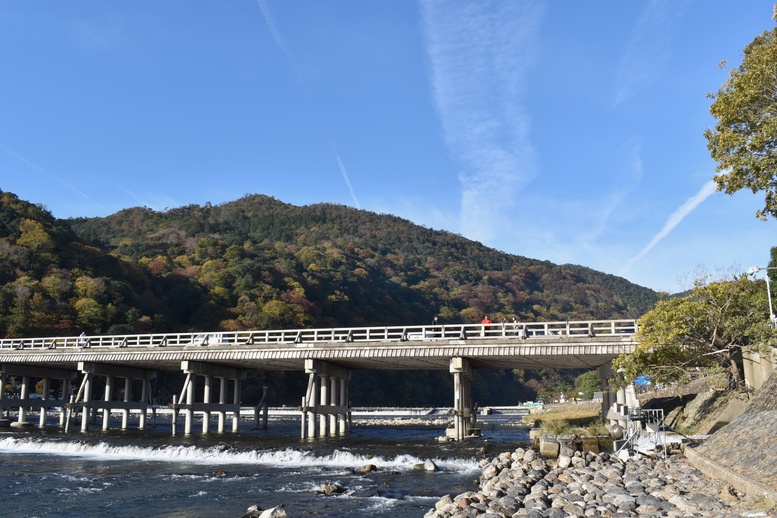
left=0, top=413, right=531, bottom=517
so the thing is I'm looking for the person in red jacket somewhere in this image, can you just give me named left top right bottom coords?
left=481, top=315, right=492, bottom=324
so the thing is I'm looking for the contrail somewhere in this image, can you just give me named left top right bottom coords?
left=256, top=0, right=301, bottom=81
left=613, top=0, right=686, bottom=107
left=255, top=0, right=360, bottom=208
left=0, top=142, right=91, bottom=200
left=623, top=179, right=717, bottom=273
left=333, top=148, right=360, bottom=209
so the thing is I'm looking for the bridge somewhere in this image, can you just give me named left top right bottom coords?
left=0, top=319, right=638, bottom=440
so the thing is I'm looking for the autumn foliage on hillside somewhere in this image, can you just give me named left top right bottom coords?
left=0, top=190, right=658, bottom=405
left=64, top=193, right=657, bottom=334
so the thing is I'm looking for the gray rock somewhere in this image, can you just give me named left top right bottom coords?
left=556, top=454, right=572, bottom=469
left=434, top=493, right=453, bottom=510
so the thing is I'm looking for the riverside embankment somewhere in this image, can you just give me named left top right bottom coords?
left=684, top=371, right=777, bottom=508
left=425, top=372, right=777, bottom=517
left=425, top=446, right=775, bottom=517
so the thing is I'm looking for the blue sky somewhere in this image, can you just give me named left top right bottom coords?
left=1, top=1, right=775, bottom=294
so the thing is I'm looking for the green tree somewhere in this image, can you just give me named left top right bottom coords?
left=74, top=297, right=104, bottom=331
left=6, top=285, right=32, bottom=336
left=574, top=371, right=602, bottom=400
left=16, top=219, right=54, bottom=251
left=614, top=274, right=775, bottom=388
left=705, top=6, right=777, bottom=220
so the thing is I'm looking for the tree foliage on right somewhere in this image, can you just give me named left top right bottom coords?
left=614, top=274, right=775, bottom=389
left=705, top=6, right=777, bottom=221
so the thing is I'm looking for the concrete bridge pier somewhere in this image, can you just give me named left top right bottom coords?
left=1, top=365, right=76, bottom=428
left=450, top=357, right=474, bottom=441
left=598, top=362, right=616, bottom=423
left=173, top=361, right=244, bottom=435
left=19, top=375, right=30, bottom=424
left=598, top=362, right=641, bottom=426
left=301, top=359, right=350, bottom=438
left=67, top=362, right=156, bottom=432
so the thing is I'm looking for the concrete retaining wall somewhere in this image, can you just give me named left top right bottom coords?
left=685, top=446, right=777, bottom=505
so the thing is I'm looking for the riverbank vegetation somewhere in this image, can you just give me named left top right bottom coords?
left=522, top=402, right=607, bottom=436
left=614, top=271, right=776, bottom=390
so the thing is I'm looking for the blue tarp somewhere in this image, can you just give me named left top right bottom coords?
left=634, top=375, right=651, bottom=386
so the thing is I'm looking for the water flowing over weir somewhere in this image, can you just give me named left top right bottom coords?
left=0, top=418, right=529, bottom=517
left=0, top=320, right=638, bottom=439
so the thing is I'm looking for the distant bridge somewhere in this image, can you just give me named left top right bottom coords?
left=0, top=319, right=638, bottom=440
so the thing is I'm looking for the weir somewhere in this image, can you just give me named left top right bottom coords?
left=0, top=319, right=639, bottom=439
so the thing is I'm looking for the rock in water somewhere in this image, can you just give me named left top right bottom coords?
left=240, top=504, right=262, bottom=518
left=319, top=483, right=346, bottom=495
left=414, top=459, right=439, bottom=471
left=424, top=459, right=439, bottom=472
left=258, top=505, right=286, bottom=518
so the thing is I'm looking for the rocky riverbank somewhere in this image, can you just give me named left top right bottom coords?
left=425, top=446, right=775, bottom=517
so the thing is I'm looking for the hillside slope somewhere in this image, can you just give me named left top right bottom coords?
left=67, top=193, right=659, bottom=331
left=1, top=190, right=660, bottom=406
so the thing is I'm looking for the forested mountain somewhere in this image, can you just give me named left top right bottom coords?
left=66, top=193, right=658, bottom=332
left=0, top=190, right=660, bottom=405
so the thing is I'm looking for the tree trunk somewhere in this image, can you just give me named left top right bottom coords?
left=727, top=352, right=744, bottom=389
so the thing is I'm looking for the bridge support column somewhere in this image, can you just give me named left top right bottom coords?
left=302, top=360, right=350, bottom=439
left=598, top=362, right=640, bottom=426
left=175, top=361, right=244, bottom=435
left=218, top=377, right=227, bottom=433
left=330, top=377, right=340, bottom=434
left=338, top=378, right=348, bottom=435
left=450, top=357, right=474, bottom=441
left=38, top=378, right=50, bottom=428
left=139, top=379, right=149, bottom=430
left=319, top=375, right=329, bottom=436
left=71, top=362, right=156, bottom=432
left=232, top=376, right=241, bottom=433
left=80, top=372, right=93, bottom=431
left=598, top=363, right=616, bottom=424
left=18, top=375, right=30, bottom=424
left=102, top=375, right=113, bottom=431
left=2, top=365, right=77, bottom=429
left=302, top=373, right=319, bottom=439
left=202, top=375, right=212, bottom=434
left=185, top=374, right=195, bottom=434
left=122, top=377, right=131, bottom=430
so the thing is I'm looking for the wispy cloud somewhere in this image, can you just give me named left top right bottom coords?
left=333, top=147, right=360, bottom=209
left=622, top=180, right=718, bottom=274
left=614, top=0, right=688, bottom=107
left=421, top=1, right=544, bottom=243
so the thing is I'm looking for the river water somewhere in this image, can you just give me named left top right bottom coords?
left=0, top=414, right=531, bottom=517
